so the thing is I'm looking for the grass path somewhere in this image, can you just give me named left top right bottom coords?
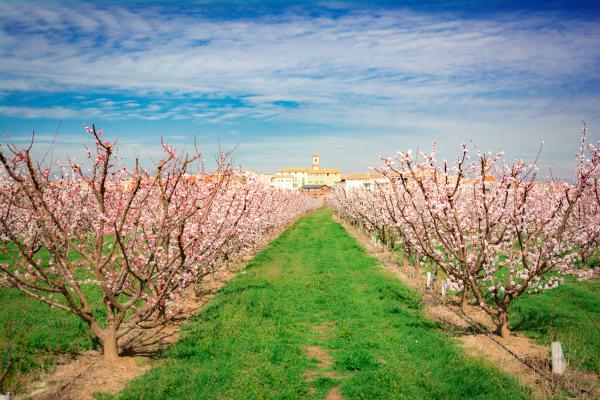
left=109, top=208, right=532, bottom=399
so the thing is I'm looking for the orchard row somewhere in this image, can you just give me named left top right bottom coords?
left=329, top=126, right=599, bottom=337
left=0, top=125, right=321, bottom=360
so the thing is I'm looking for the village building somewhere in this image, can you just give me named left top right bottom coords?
left=271, top=174, right=295, bottom=190
left=256, top=173, right=273, bottom=185
left=301, top=184, right=332, bottom=198
left=340, top=173, right=387, bottom=190
left=272, top=153, right=341, bottom=191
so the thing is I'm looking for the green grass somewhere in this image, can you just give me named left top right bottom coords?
left=0, top=287, right=98, bottom=390
left=0, top=247, right=101, bottom=392
left=108, top=208, right=532, bottom=400
left=510, top=279, right=600, bottom=374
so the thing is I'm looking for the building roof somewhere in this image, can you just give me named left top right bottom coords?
left=302, top=184, right=330, bottom=189
left=306, top=169, right=340, bottom=174
left=279, top=168, right=308, bottom=173
left=312, top=152, right=319, bottom=157
left=341, top=173, right=384, bottom=181
left=278, top=168, right=341, bottom=174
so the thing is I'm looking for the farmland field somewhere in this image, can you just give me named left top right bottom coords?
left=1, top=209, right=598, bottom=397
left=106, top=208, right=532, bottom=399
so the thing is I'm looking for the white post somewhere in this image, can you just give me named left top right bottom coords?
left=426, top=272, right=432, bottom=290
left=441, top=280, right=446, bottom=297
left=551, top=341, right=567, bottom=374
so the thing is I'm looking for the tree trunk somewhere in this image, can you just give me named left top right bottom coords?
left=580, top=253, right=587, bottom=267
left=102, top=325, right=120, bottom=361
left=460, top=288, right=468, bottom=312
left=495, top=309, right=510, bottom=338
left=432, top=266, right=438, bottom=292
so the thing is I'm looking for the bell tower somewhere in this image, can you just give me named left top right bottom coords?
left=312, top=153, right=320, bottom=170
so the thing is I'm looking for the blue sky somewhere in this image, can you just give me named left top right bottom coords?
left=1, top=0, right=599, bottom=177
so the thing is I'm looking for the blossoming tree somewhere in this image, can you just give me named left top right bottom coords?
left=330, top=127, right=599, bottom=337
left=0, top=126, right=319, bottom=360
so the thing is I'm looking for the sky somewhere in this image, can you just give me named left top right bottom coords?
left=1, top=0, right=599, bottom=177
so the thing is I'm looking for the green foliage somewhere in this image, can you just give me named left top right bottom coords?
left=510, top=279, right=600, bottom=374
left=109, top=209, right=532, bottom=399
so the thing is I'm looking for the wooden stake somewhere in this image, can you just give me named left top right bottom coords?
left=551, top=341, right=567, bottom=374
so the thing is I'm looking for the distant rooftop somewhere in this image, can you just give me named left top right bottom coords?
left=278, top=168, right=340, bottom=174
left=307, top=169, right=340, bottom=174
left=279, top=168, right=307, bottom=173
left=341, top=173, right=384, bottom=181
left=303, top=184, right=329, bottom=189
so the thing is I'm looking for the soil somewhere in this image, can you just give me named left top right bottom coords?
left=303, top=321, right=346, bottom=399
left=313, top=321, right=336, bottom=339
left=334, top=214, right=600, bottom=399
left=305, top=345, right=333, bottom=369
left=24, top=353, right=151, bottom=400
left=326, top=386, right=343, bottom=400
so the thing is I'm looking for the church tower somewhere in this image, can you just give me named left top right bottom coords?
left=312, top=153, right=320, bottom=170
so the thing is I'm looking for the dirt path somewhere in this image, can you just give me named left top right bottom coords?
left=303, top=322, right=346, bottom=399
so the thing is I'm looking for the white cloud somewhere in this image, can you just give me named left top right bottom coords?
left=1, top=4, right=598, bottom=116
left=0, top=105, right=79, bottom=119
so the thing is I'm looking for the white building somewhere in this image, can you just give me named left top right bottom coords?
left=256, top=173, right=273, bottom=184
left=271, top=174, right=295, bottom=190
left=340, top=173, right=387, bottom=190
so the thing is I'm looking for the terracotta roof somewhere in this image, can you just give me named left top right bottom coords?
left=484, top=175, right=496, bottom=182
